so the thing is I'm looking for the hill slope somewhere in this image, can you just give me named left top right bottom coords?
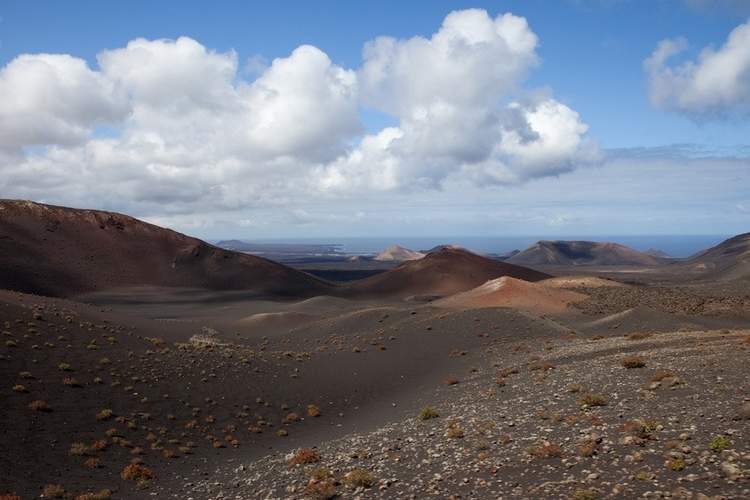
left=435, top=276, right=587, bottom=314
left=508, top=240, right=662, bottom=266
left=350, top=247, right=550, bottom=298
left=374, top=245, right=425, bottom=262
left=685, top=232, right=750, bottom=281
left=0, top=200, right=332, bottom=297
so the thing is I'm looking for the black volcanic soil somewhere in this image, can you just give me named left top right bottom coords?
left=2, top=273, right=749, bottom=499
left=0, top=200, right=332, bottom=298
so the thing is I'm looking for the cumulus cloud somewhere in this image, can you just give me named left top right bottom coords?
left=0, top=9, right=598, bottom=218
left=0, top=54, right=127, bottom=153
left=645, top=19, right=750, bottom=117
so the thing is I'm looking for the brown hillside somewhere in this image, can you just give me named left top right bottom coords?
left=0, top=200, right=332, bottom=297
left=349, top=247, right=550, bottom=298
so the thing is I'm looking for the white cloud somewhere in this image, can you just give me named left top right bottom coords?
left=0, top=9, right=597, bottom=220
left=0, top=54, right=127, bottom=152
left=645, top=20, right=750, bottom=116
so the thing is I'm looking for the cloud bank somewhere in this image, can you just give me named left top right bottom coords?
left=0, top=9, right=598, bottom=217
left=645, top=18, right=750, bottom=117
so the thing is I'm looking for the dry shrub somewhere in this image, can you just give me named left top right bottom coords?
left=42, top=484, right=65, bottom=498
left=344, top=468, right=374, bottom=488
left=96, top=409, right=114, bottom=421
left=578, top=393, right=607, bottom=407
left=283, top=412, right=300, bottom=423
left=626, top=332, right=652, bottom=341
left=303, top=479, right=337, bottom=499
left=120, top=463, right=154, bottom=482
left=621, top=356, right=646, bottom=369
left=288, top=447, right=321, bottom=466
left=444, top=377, right=460, bottom=385
left=418, top=406, right=439, bottom=420
left=528, top=441, right=563, bottom=459
left=63, top=377, right=82, bottom=387
left=307, top=404, right=321, bottom=417
left=577, top=439, right=598, bottom=457
left=28, top=400, right=51, bottom=412
left=83, top=457, right=100, bottom=469
left=445, top=423, right=464, bottom=439
left=69, top=442, right=89, bottom=456
left=74, top=490, right=112, bottom=500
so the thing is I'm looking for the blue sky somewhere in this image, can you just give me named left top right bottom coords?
left=0, top=1, right=748, bottom=238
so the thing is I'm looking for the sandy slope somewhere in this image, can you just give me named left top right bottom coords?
left=435, top=276, right=587, bottom=314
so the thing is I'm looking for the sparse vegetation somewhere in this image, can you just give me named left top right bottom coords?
left=42, top=484, right=65, bottom=498
left=528, top=441, right=563, bottom=459
left=710, top=435, right=730, bottom=452
left=288, top=448, right=321, bottom=466
left=96, top=408, right=114, bottom=421
left=418, top=406, right=439, bottom=420
left=69, top=442, right=89, bottom=456
left=621, top=356, right=646, bottom=368
left=307, top=404, right=321, bottom=417
left=666, top=457, right=686, bottom=471
left=121, top=463, right=154, bottom=483
left=343, top=468, right=375, bottom=488
left=578, top=393, right=607, bottom=407
left=28, top=400, right=51, bottom=412
left=12, top=384, right=28, bottom=393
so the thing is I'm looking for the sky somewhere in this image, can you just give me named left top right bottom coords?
left=0, top=0, right=749, bottom=239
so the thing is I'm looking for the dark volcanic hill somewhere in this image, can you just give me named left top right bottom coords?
left=507, top=240, right=662, bottom=267
left=0, top=200, right=332, bottom=297
left=685, top=232, right=750, bottom=281
left=350, top=247, right=550, bottom=297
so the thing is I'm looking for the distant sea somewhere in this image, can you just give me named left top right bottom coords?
left=242, top=235, right=731, bottom=259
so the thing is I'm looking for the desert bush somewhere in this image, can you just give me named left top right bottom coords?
left=18, top=371, right=33, bottom=379
left=666, top=457, right=685, bottom=471
left=578, top=393, right=607, bottom=407
left=70, top=442, right=89, bottom=456
left=283, top=412, right=300, bottom=423
left=650, top=370, right=677, bottom=382
left=28, top=400, right=51, bottom=412
left=621, top=419, right=660, bottom=441
left=307, top=404, right=321, bottom=417
left=12, top=384, right=27, bottom=393
left=626, top=332, right=652, bottom=341
left=577, top=439, right=598, bottom=457
left=445, top=423, right=464, bottom=439
left=288, top=448, right=321, bottom=466
left=58, top=363, right=73, bottom=371
left=621, top=356, right=646, bottom=369
left=276, top=429, right=288, bottom=437
left=63, top=377, right=82, bottom=387
left=528, top=441, right=563, bottom=459
left=303, top=479, right=337, bottom=499
left=444, top=377, right=460, bottom=385
left=710, top=435, right=730, bottom=452
left=418, top=406, right=439, bottom=420
left=96, top=409, right=114, bottom=421
left=344, top=468, right=374, bottom=488
left=84, top=457, right=100, bottom=469
left=42, top=484, right=65, bottom=498
left=90, top=439, right=107, bottom=452
left=120, top=463, right=153, bottom=482
left=74, top=490, right=112, bottom=500
left=570, top=489, right=598, bottom=500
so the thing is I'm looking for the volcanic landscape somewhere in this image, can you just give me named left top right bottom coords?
left=1, top=199, right=749, bottom=499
